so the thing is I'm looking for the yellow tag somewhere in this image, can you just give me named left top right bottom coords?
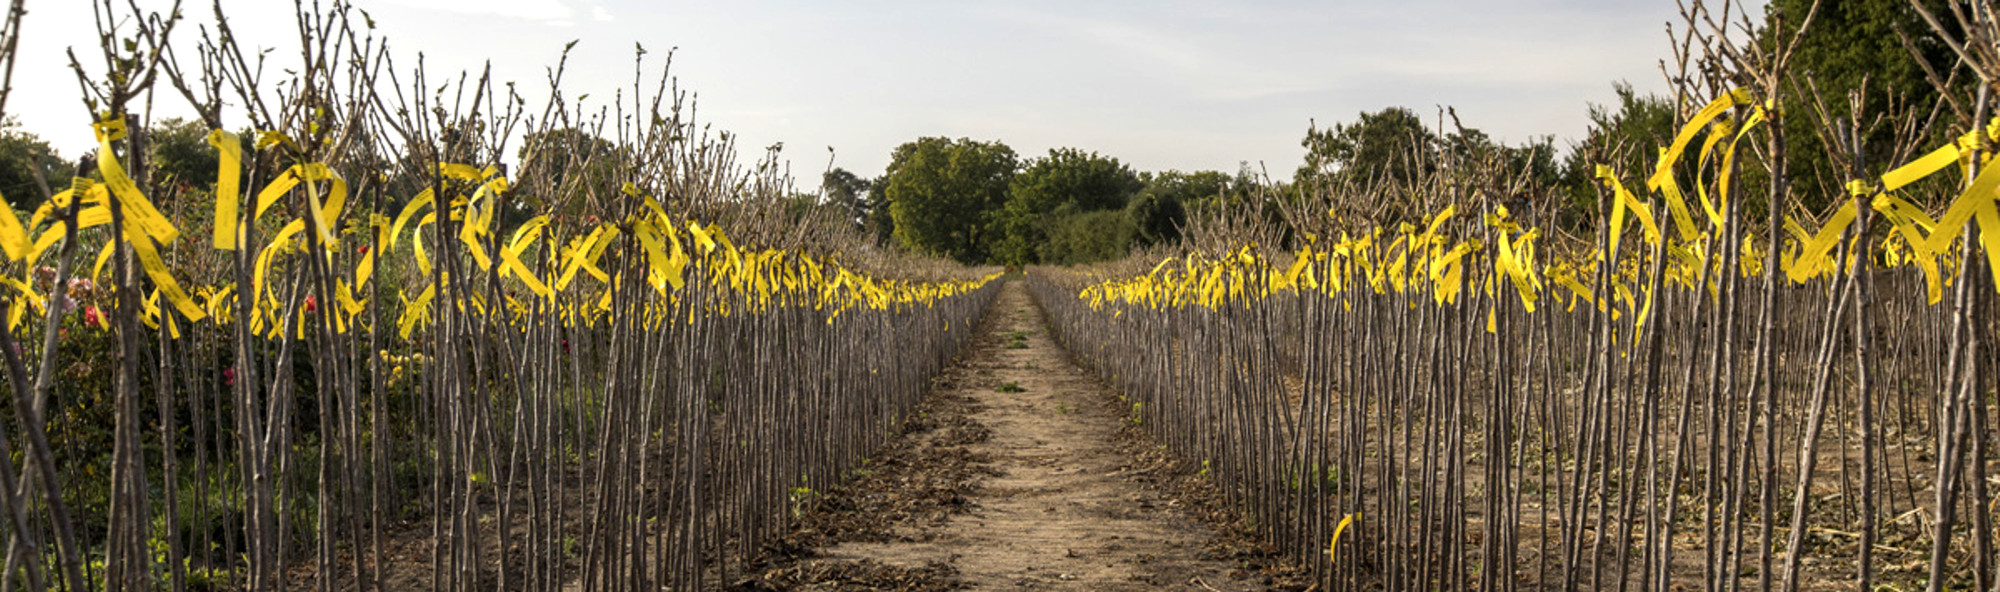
left=1326, top=513, right=1358, bottom=564
left=208, top=130, right=244, bottom=249
left=93, top=117, right=180, bottom=244
left=0, top=190, right=31, bottom=260
left=124, top=225, right=208, bottom=321
left=1783, top=199, right=1858, bottom=284
left=388, top=189, right=435, bottom=252
left=398, top=283, right=436, bottom=339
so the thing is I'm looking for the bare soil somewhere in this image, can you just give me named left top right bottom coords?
left=739, top=279, right=1286, bottom=592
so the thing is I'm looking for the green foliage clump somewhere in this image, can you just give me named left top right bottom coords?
left=1038, top=209, right=1137, bottom=266
left=1297, top=106, right=1437, bottom=192
left=1556, top=82, right=1676, bottom=231
left=874, top=140, right=1250, bottom=267
left=147, top=117, right=223, bottom=191
left=1760, top=0, right=1962, bottom=214
left=880, top=137, right=1017, bottom=264
left=992, top=148, right=1142, bottom=266
left=1127, top=170, right=1237, bottom=247
left=0, top=118, right=74, bottom=210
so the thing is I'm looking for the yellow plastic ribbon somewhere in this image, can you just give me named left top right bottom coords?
left=208, top=130, right=244, bottom=249
left=93, top=118, right=181, bottom=244
left=0, top=190, right=31, bottom=260
left=1326, top=513, right=1358, bottom=564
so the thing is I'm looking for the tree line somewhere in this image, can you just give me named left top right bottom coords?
left=801, top=0, right=1951, bottom=266
left=810, top=140, right=1257, bottom=267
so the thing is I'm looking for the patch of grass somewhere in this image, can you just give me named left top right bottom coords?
left=995, top=381, right=1025, bottom=393
left=1004, top=330, right=1030, bottom=349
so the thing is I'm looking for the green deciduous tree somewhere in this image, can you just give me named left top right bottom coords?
left=1557, top=82, right=1676, bottom=230
left=517, top=126, right=621, bottom=213
left=1299, top=108, right=1565, bottom=226
left=821, top=167, right=874, bottom=238
left=514, top=126, right=639, bottom=230
left=1127, top=170, right=1234, bottom=247
left=1297, top=106, right=1439, bottom=191
left=146, top=117, right=219, bottom=193
left=1040, top=208, right=1137, bottom=265
left=868, top=174, right=896, bottom=246
left=1762, top=0, right=1959, bottom=212
left=880, top=137, right=1016, bottom=264
left=992, top=148, right=1141, bottom=265
left=0, top=120, right=73, bottom=211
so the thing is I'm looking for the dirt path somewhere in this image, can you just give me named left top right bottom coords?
left=754, top=279, right=1271, bottom=591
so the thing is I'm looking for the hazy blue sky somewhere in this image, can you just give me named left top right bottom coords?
left=14, top=0, right=1765, bottom=191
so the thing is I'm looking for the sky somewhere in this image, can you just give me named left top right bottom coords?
left=11, top=0, right=1766, bottom=192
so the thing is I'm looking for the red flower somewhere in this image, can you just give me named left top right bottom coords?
left=303, top=296, right=319, bottom=314
left=358, top=244, right=371, bottom=255
left=223, top=367, right=236, bottom=387
left=82, top=306, right=102, bottom=328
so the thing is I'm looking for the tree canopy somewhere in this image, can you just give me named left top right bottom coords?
left=1127, top=170, right=1234, bottom=247
left=517, top=127, right=621, bottom=211
left=1297, top=106, right=1438, bottom=191
left=0, top=120, right=73, bottom=211
left=821, top=167, right=877, bottom=239
left=992, top=148, right=1142, bottom=265
left=1039, top=209, right=1137, bottom=265
left=1763, top=0, right=1961, bottom=212
left=1550, top=82, right=1677, bottom=230
left=146, top=117, right=219, bottom=193
left=868, top=139, right=1233, bottom=266
left=880, top=137, right=1017, bottom=264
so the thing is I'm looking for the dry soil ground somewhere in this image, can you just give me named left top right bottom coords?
left=739, top=279, right=1295, bottom=591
